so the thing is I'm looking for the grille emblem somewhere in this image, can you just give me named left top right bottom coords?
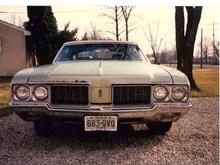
left=99, top=89, right=102, bottom=97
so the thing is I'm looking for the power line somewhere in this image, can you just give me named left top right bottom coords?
left=0, top=11, right=26, bottom=13
left=0, top=8, right=105, bottom=14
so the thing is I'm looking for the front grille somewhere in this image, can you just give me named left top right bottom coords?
left=113, top=85, right=151, bottom=105
left=50, top=85, right=89, bottom=105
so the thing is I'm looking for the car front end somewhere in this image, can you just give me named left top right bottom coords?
left=10, top=41, right=192, bottom=135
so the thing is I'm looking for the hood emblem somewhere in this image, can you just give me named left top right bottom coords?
left=99, top=89, right=102, bottom=97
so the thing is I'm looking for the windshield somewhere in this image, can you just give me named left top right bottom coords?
left=54, top=43, right=147, bottom=62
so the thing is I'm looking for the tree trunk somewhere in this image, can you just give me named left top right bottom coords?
left=115, top=6, right=119, bottom=40
left=175, top=6, right=202, bottom=90
left=125, top=19, right=128, bottom=41
left=152, top=50, right=157, bottom=64
left=175, top=7, right=184, bottom=71
left=205, top=50, right=208, bottom=64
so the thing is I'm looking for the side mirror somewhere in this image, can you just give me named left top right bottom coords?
left=149, top=57, right=155, bottom=64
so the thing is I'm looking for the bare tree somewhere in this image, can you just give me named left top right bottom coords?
left=175, top=6, right=202, bottom=89
left=89, top=23, right=103, bottom=40
left=197, top=37, right=214, bottom=64
left=8, top=14, right=16, bottom=25
left=81, top=23, right=108, bottom=40
left=81, top=32, right=89, bottom=40
left=143, top=21, right=163, bottom=64
left=101, top=6, right=123, bottom=40
left=203, top=37, right=210, bottom=64
left=214, top=41, right=219, bottom=58
left=8, top=14, right=24, bottom=27
left=18, top=16, right=24, bottom=28
left=121, top=6, right=135, bottom=41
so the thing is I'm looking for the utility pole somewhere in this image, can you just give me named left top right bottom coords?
left=200, top=28, right=203, bottom=69
left=208, top=22, right=218, bottom=55
left=212, top=22, right=215, bottom=57
left=208, top=22, right=219, bottom=64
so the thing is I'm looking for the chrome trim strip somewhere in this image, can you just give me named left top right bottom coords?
left=10, top=101, right=192, bottom=122
left=10, top=101, right=192, bottom=113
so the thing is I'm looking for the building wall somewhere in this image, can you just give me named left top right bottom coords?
left=0, top=23, right=26, bottom=76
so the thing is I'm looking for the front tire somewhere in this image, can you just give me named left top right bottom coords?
left=147, top=122, right=172, bottom=135
left=34, top=120, right=53, bottom=137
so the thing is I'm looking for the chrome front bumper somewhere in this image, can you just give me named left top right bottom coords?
left=10, top=101, right=192, bottom=123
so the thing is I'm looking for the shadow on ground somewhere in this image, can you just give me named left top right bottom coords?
left=0, top=107, right=12, bottom=117
left=21, top=123, right=165, bottom=152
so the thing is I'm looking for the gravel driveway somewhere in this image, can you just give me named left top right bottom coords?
left=0, top=97, right=218, bottom=165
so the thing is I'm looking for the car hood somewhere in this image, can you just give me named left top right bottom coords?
left=12, top=61, right=189, bottom=87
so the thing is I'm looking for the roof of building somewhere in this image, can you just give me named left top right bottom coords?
left=0, top=19, right=31, bottom=36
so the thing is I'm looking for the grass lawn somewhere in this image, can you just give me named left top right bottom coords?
left=192, top=67, right=219, bottom=97
left=163, top=64, right=219, bottom=97
left=0, top=65, right=219, bottom=117
left=0, top=77, right=12, bottom=117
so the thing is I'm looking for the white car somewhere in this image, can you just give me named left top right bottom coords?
left=10, top=40, right=192, bottom=136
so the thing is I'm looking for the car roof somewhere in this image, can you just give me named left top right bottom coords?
left=64, top=40, right=138, bottom=46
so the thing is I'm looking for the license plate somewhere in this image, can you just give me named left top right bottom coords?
left=84, top=116, right=117, bottom=131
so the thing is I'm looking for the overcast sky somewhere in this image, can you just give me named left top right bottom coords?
left=0, top=6, right=219, bottom=55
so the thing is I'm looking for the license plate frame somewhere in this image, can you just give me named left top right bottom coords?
left=84, top=116, right=118, bottom=131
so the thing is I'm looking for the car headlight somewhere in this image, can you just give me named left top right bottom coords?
left=171, top=86, right=186, bottom=101
left=34, top=86, right=48, bottom=100
left=15, top=85, right=30, bottom=100
left=153, top=86, right=168, bottom=101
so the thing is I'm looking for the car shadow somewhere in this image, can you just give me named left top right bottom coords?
left=27, top=123, right=166, bottom=151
